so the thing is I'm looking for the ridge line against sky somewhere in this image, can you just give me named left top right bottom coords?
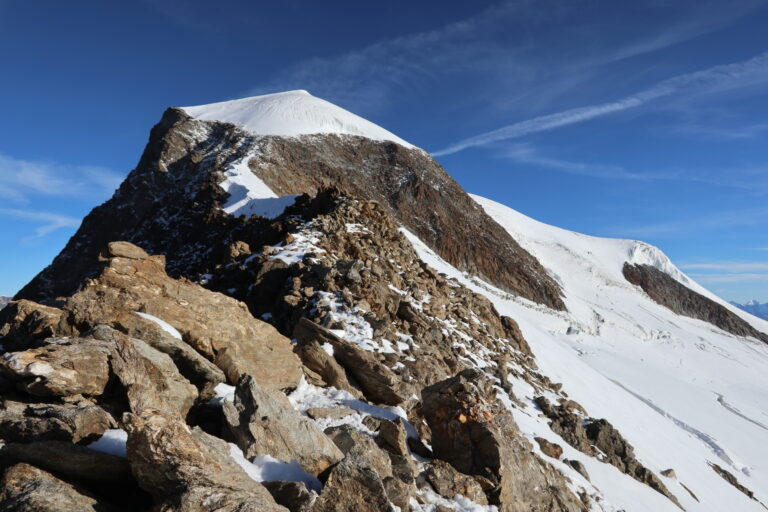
left=433, top=51, right=768, bottom=156
left=1, top=0, right=767, bottom=301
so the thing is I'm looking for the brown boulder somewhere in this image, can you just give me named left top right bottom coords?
left=0, top=338, right=112, bottom=397
left=223, top=375, right=343, bottom=476
left=0, top=440, right=131, bottom=483
left=65, top=241, right=302, bottom=391
left=422, top=459, right=488, bottom=505
left=124, top=407, right=288, bottom=511
left=106, top=327, right=198, bottom=417
left=309, top=456, right=393, bottom=512
left=422, top=369, right=585, bottom=512
left=0, top=299, right=73, bottom=351
left=534, top=437, right=564, bottom=459
left=0, top=398, right=115, bottom=443
left=0, top=463, right=117, bottom=512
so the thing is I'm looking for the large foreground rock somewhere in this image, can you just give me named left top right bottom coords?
left=125, top=408, right=287, bottom=512
left=422, top=369, right=585, bottom=512
left=63, top=241, right=302, bottom=390
left=223, top=375, right=343, bottom=475
left=0, top=463, right=116, bottom=512
left=0, top=398, right=115, bottom=443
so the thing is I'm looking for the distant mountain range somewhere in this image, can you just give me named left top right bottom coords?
left=731, top=300, right=768, bottom=320
left=0, top=296, right=10, bottom=309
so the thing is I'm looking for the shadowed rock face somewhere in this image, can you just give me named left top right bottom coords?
left=623, top=263, right=768, bottom=343
left=15, top=108, right=564, bottom=311
left=250, top=135, right=565, bottom=310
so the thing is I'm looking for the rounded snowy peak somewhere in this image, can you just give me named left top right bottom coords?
left=181, top=90, right=414, bottom=148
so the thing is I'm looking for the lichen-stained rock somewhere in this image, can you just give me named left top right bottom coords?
left=0, top=398, right=115, bottom=443
left=0, top=463, right=117, bottom=512
left=125, top=408, right=288, bottom=512
left=223, top=375, right=343, bottom=476
left=105, top=327, right=198, bottom=417
left=64, top=241, right=302, bottom=390
left=309, top=456, right=393, bottom=512
left=0, top=299, right=74, bottom=351
left=422, top=369, right=585, bottom=512
left=421, top=459, right=488, bottom=505
left=293, top=317, right=404, bottom=406
left=0, top=440, right=132, bottom=483
left=0, top=338, right=112, bottom=398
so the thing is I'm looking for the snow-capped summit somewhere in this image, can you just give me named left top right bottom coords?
left=182, top=90, right=414, bottom=148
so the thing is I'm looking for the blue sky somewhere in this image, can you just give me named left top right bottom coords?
left=1, top=0, right=767, bottom=302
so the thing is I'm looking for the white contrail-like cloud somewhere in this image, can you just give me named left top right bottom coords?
left=433, top=51, right=768, bottom=156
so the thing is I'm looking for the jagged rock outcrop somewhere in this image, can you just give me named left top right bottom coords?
left=125, top=408, right=288, bottom=512
left=422, top=369, right=586, bottom=512
left=16, top=108, right=564, bottom=311
left=535, top=396, right=682, bottom=508
left=223, top=374, right=343, bottom=475
left=624, top=263, right=768, bottom=343
left=65, top=241, right=303, bottom=390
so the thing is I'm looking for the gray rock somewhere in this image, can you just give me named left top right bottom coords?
left=0, top=463, right=117, bottom=512
left=422, top=459, right=488, bottom=505
left=223, top=374, right=343, bottom=475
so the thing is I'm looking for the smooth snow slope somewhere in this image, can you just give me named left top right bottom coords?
left=182, top=90, right=414, bottom=148
left=405, top=194, right=768, bottom=512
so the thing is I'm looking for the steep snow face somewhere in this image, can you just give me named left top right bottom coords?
left=402, top=196, right=768, bottom=512
left=182, top=90, right=414, bottom=149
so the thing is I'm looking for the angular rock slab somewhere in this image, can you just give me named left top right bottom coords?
left=0, top=338, right=112, bottom=397
left=65, top=241, right=302, bottom=390
left=223, top=375, right=343, bottom=475
left=422, top=369, right=586, bottom=512
left=125, top=408, right=288, bottom=512
left=0, top=463, right=117, bottom=512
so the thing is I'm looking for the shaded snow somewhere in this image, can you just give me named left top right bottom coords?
left=219, top=153, right=299, bottom=218
left=87, top=429, right=128, bottom=458
left=182, top=90, right=413, bottom=148
left=228, top=443, right=322, bottom=492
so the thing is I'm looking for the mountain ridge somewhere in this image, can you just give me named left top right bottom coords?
left=3, top=92, right=768, bottom=511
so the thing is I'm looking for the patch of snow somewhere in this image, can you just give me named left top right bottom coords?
left=228, top=443, right=322, bottom=493
left=218, top=152, right=299, bottom=218
left=182, top=90, right=414, bottom=148
left=87, top=429, right=128, bottom=458
left=135, top=312, right=182, bottom=340
left=208, top=382, right=236, bottom=407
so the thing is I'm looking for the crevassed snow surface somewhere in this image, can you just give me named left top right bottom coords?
left=134, top=312, right=182, bottom=340
left=401, top=195, right=768, bottom=512
left=182, top=90, right=413, bottom=148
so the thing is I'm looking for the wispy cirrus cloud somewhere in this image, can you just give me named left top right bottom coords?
left=433, top=51, right=768, bottom=156
left=0, top=153, right=121, bottom=203
left=607, top=206, right=768, bottom=238
left=0, top=208, right=81, bottom=243
left=688, top=272, right=768, bottom=284
left=250, top=1, right=759, bottom=114
left=681, top=262, right=768, bottom=272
